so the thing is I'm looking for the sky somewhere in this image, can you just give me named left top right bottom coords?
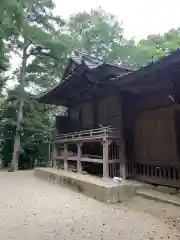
left=55, top=0, right=180, bottom=40
left=9, top=0, right=180, bottom=74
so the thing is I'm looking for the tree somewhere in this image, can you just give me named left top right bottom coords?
left=68, top=9, right=180, bottom=68
left=135, top=28, right=180, bottom=65
left=2, top=5, right=180, bottom=171
left=9, top=0, right=69, bottom=171
left=67, top=8, right=139, bottom=68
left=25, top=32, right=73, bottom=91
left=0, top=88, right=53, bottom=168
left=68, top=9, right=123, bottom=59
left=0, top=0, right=23, bottom=70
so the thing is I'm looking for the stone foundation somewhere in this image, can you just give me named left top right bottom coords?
left=34, top=168, right=135, bottom=204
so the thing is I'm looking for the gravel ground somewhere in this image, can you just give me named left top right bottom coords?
left=0, top=171, right=180, bottom=240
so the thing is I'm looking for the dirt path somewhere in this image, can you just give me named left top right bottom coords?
left=0, top=171, right=180, bottom=240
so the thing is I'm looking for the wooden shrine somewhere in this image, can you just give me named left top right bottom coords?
left=38, top=51, right=180, bottom=188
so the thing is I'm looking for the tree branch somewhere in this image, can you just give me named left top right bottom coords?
left=8, top=45, right=22, bottom=58
left=8, top=39, right=32, bottom=59
left=29, top=46, right=59, bottom=61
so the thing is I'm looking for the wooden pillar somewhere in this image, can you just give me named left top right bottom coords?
left=52, top=143, right=57, bottom=168
left=119, top=92, right=129, bottom=180
left=119, top=140, right=126, bottom=180
left=77, top=142, right=83, bottom=173
left=103, top=137, right=109, bottom=178
left=64, top=143, right=68, bottom=170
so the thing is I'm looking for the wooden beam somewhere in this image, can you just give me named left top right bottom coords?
left=119, top=92, right=129, bottom=180
left=64, top=143, right=68, bottom=170
left=77, top=142, right=83, bottom=173
left=119, top=140, right=126, bottom=180
left=81, top=157, right=103, bottom=164
left=102, top=137, right=109, bottom=178
left=52, top=143, right=57, bottom=168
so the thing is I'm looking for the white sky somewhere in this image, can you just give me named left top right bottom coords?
left=55, top=0, right=180, bottom=40
left=10, top=0, right=180, bottom=74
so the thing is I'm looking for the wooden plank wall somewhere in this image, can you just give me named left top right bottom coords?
left=136, top=89, right=174, bottom=113
left=69, top=102, right=94, bottom=130
left=68, top=93, right=122, bottom=133
left=69, top=106, right=79, bottom=120
left=81, top=101, right=93, bottom=129
left=120, top=91, right=138, bottom=162
left=98, top=94, right=122, bottom=136
left=68, top=106, right=81, bottom=132
left=56, top=116, right=70, bottom=134
left=134, top=105, right=178, bottom=163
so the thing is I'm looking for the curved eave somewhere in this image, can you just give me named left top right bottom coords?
left=116, top=49, right=180, bottom=87
left=37, top=56, right=132, bottom=105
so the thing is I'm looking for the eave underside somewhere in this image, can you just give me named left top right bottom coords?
left=38, top=60, right=131, bottom=106
left=38, top=50, right=180, bottom=106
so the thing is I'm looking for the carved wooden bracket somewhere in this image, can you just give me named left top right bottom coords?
left=100, top=138, right=112, bottom=146
left=77, top=141, right=83, bottom=147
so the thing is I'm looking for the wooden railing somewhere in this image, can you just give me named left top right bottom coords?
left=56, top=126, right=115, bottom=141
left=53, top=127, right=126, bottom=179
left=127, top=161, right=180, bottom=188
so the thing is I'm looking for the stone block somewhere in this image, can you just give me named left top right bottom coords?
left=34, top=168, right=135, bottom=204
left=156, top=185, right=177, bottom=194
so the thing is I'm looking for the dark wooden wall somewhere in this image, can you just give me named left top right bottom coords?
left=134, top=105, right=178, bottom=163
left=97, top=94, right=122, bottom=135
left=81, top=101, right=94, bottom=129
left=120, top=91, right=138, bottom=162
left=136, top=89, right=174, bottom=113
left=69, top=102, right=94, bottom=130
left=56, top=115, right=81, bottom=134
left=132, top=87, right=180, bottom=165
left=68, top=93, right=122, bottom=133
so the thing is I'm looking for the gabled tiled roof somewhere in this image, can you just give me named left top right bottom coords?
left=72, top=55, right=104, bottom=69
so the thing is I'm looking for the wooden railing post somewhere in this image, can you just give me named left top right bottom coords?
left=52, top=142, right=57, bottom=168
left=119, top=140, right=126, bottom=180
left=77, top=142, right=83, bottom=173
left=102, top=137, right=109, bottom=178
left=64, top=143, right=68, bottom=170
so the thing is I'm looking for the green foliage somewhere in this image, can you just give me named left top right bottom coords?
left=0, top=0, right=70, bottom=170
left=7, top=0, right=72, bottom=170
left=67, top=8, right=180, bottom=68
left=136, top=29, right=180, bottom=65
left=68, top=9, right=124, bottom=60
left=26, top=32, right=73, bottom=90
left=8, top=0, right=73, bottom=92
left=67, top=8, right=141, bottom=68
left=1, top=3, right=180, bottom=169
left=0, top=89, right=52, bottom=168
left=0, top=0, right=21, bottom=69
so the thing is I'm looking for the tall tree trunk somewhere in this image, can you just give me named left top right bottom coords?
left=11, top=40, right=29, bottom=171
